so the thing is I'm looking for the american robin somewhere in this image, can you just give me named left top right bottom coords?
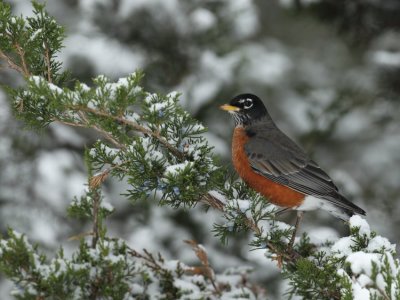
left=221, top=93, right=366, bottom=242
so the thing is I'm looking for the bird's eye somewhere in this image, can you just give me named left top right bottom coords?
left=244, top=99, right=253, bottom=109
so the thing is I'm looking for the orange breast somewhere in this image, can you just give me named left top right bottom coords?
left=232, top=127, right=305, bottom=208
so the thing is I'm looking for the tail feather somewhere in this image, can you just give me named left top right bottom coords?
left=327, top=205, right=360, bottom=221
left=327, top=193, right=366, bottom=217
left=298, top=194, right=366, bottom=221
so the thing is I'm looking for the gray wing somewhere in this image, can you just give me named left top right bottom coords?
left=245, top=130, right=365, bottom=215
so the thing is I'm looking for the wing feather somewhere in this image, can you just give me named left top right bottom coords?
left=244, top=131, right=365, bottom=215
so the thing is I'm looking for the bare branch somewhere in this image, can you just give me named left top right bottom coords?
left=74, top=106, right=184, bottom=159
left=14, top=43, right=30, bottom=76
left=52, top=119, right=87, bottom=128
left=90, top=123, right=125, bottom=149
left=91, top=189, right=101, bottom=249
left=44, top=43, right=52, bottom=83
left=0, top=50, right=25, bottom=74
left=200, top=192, right=301, bottom=265
left=200, top=193, right=225, bottom=211
left=184, top=240, right=220, bottom=294
left=77, top=111, right=125, bottom=149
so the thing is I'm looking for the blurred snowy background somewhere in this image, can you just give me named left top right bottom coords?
left=1, top=0, right=400, bottom=298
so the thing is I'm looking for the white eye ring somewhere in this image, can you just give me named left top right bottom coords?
left=244, top=99, right=253, bottom=109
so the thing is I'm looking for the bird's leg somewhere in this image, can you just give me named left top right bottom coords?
left=288, top=211, right=304, bottom=249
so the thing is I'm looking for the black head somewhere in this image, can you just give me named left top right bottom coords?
left=220, top=93, right=269, bottom=126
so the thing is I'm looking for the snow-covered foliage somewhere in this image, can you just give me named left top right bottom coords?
left=279, top=216, right=399, bottom=300
left=0, top=230, right=261, bottom=299
left=336, top=217, right=400, bottom=300
left=16, top=69, right=220, bottom=210
left=1, top=0, right=400, bottom=299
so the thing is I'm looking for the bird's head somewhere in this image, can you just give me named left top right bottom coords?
left=220, top=93, right=268, bottom=126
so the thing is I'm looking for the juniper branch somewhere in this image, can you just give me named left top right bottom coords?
left=77, top=110, right=125, bottom=149
left=44, top=42, right=52, bottom=83
left=0, top=0, right=300, bottom=268
left=14, top=42, right=30, bottom=76
left=91, top=189, right=100, bottom=249
left=0, top=49, right=25, bottom=74
left=70, top=105, right=184, bottom=158
left=57, top=101, right=302, bottom=265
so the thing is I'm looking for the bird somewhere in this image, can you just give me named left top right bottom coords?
left=220, top=93, right=366, bottom=244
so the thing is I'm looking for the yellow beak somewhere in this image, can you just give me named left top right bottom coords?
left=220, top=104, right=240, bottom=112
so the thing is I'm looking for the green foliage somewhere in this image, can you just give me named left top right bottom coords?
left=213, top=180, right=300, bottom=266
left=284, top=216, right=400, bottom=300
left=0, top=230, right=139, bottom=299
left=9, top=67, right=222, bottom=207
left=0, top=229, right=45, bottom=279
left=338, top=273, right=354, bottom=300
left=68, top=188, right=114, bottom=221
left=0, top=229, right=260, bottom=299
left=284, top=253, right=343, bottom=300
left=0, top=0, right=67, bottom=83
left=1, top=1, right=400, bottom=300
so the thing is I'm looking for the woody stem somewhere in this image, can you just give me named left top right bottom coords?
left=289, top=211, right=304, bottom=249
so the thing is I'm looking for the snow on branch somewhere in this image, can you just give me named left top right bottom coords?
left=1, top=1, right=400, bottom=299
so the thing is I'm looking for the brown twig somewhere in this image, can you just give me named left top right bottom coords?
left=73, top=106, right=183, bottom=159
left=375, top=285, right=390, bottom=300
left=91, top=123, right=125, bottom=149
left=89, top=169, right=111, bottom=190
left=77, top=111, right=125, bottom=149
left=91, top=188, right=101, bottom=249
left=200, top=192, right=301, bottom=264
left=44, top=42, right=52, bottom=83
left=129, top=249, right=164, bottom=272
left=54, top=117, right=124, bottom=150
left=89, top=163, right=128, bottom=189
left=14, top=43, right=30, bottom=76
left=68, top=231, right=93, bottom=241
left=0, top=50, right=25, bottom=74
left=200, top=193, right=226, bottom=210
left=0, top=27, right=29, bottom=76
left=52, top=119, right=88, bottom=129
left=184, top=240, right=220, bottom=294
